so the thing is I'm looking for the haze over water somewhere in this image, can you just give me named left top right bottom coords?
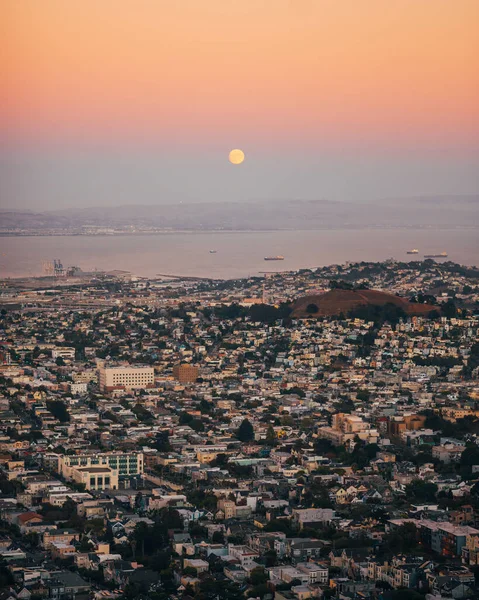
left=1, top=228, right=477, bottom=280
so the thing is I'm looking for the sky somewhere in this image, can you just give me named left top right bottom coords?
left=1, top=0, right=478, bottom=210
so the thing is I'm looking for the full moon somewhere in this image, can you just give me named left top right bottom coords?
left=229, top=149, right=245, bottom=165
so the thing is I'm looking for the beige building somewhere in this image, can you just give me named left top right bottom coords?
left=183, top=559, right=210, bottom=574
left=71, top=466, right=118, bottom=491
left=442, top=407, right=479, bottom=422
left=99, top=365, right=154, bottom=392
left=319, top=413, right=379, bottom=446
left=43, top=529, right=80, bottom=549
left=52, top=347, right=76, bottom=360
left=173, top=364, right=199, bottom=384
left=463, top=533, right=479, bottom=565
left=218, top=498, right=236, bottom=520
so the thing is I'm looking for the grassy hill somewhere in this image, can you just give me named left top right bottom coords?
left=291, top=288, right=436, bottom=318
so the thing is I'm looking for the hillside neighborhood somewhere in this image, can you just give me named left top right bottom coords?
left=1, top=260, right=479, bottom=600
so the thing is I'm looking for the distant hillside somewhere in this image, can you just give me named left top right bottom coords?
left=291, top=289, right=436, bottom=318
left=1, top=195, right=478, bottom=231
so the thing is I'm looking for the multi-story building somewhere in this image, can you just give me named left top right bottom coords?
left=52, top=348, right=76, bottom=360
left=173, top=363, right=199, bottom=384
left=462, top=533, right=479, bottom=565
left=368, top=557, right=427, bottom=589
left=70, top=382, right=88, bottom=395
left=227, top=545, right=260, bottom=569
left=296, top=562, right=329, bottom=584
left=388, top=414, right=427, bottom=436
left=98, top=365, right=154, bottom=391
left=43, top=529, right=80, bottom=549
left=274, top=538, right=324, bottom=562
left=432, top=444, right=464, bottom=464
left=389, top=519, right=479, bottom=557
left=58, top=451, right=143, bottom=483
left=70, top=466, right=118, bottom=491
left=292, top=508, right=335, bottom=530
left=318, top=413, right=379, bottom=446
left=218, top=498, right=236, bottom=520
left=442, top=407, right=479, bottom=422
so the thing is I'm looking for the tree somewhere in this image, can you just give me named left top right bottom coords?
left=405, top=479, right=438, bottom=503
left=197, top=577, right=244, bottom=600
left=263, top=519, right=293, bottom=536
left=179, top=411, right=193, bottom=425
left=189, top=522, right=208, bottom=539
left=186, top=490, right=217, bottom=511
left=190, top=419, right=205, bottom=432
left=382, top=523, right=418, bottom=554
left=306, top=303, right=318, bottom=314
left=249, top=303, right=292, bottom=324
left=249, top=566, right=268, bottom=586
left=212, top=530, right=225, bottom=544
left=213, top=453, right=228, bottom=467
left=55, top=356, right=66, bottom=366
left=460, top=444, right=479, bottom=477
left=0, top=559, right=14, bottom=588
left=390, top=591, right=425, bottom=600
left=149, top=550, right=171, bottom=573
left=329, top=280, right=353, bottom=290
left=441, top=299, right=457, bottom=318
left=237, top=418, right=254, bottom=442
left=46, top=400, right=70, bottom=422
left=154, top=431, right=171, bottom=452
left=264, top=549, right=277, bottom=567
left=266, top=425, right=276, bottom=446
left=461, top=445, right=479, bottom=467
left=464, top=342, right=479, bottom=378
left=356, top=389, right=370, bottom=402
left=24, top=532, right=40, bottom=548
left=79, top=536, right=94, bottom=553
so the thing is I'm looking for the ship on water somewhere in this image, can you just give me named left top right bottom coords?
left=407, top=249, right=419, bottom=254
left=264, top=255, right=284, bottom=261
left=209, top=250, right=217, bottom=254
left=424, top=251, right=448, bottom=258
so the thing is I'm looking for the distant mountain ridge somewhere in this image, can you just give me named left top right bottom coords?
left=1, top=196, right=477, bottom=231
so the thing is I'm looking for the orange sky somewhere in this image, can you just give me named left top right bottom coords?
left=2, top=0, right=479, bottom=147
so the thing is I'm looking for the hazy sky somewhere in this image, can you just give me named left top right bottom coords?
left=1, top=0, right=478, bottom=210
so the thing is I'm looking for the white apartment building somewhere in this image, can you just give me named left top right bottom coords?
left=52, top=348, right=76, bottom=360
left=98, top=365, right=154, bottom=392
left=70, top=382, right=88, bottom=395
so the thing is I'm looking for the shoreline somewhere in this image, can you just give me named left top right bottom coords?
left=0, top=224, right=478, bottom=238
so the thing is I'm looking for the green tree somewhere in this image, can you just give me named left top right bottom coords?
left=46, top=399, right=70, bottom=422
left=441, top=299, right=457, bottom=318
left=237, top=418, right=254, bottom=442
left=266, top=425, right=276, bottom=446
left=382, top=523, right=418, bottom=554
left=249, top=566, right=268, bottom=586
left=405, top=479, right=438, bottom=503
left=190, top=419, right=205, bottom=432
left=212, top=530, right=225, bottom=544
left=461, top=444, right=479, bottom=467
left=264, top=549, right=277, bottom=567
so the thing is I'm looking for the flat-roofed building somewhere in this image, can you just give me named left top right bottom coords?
left=173, top=364, right=199, bottom=384
left=52, top=347, right=76, bottom=360
left=71, top=466, right=118, bottom=491
left=58, top=451, right=143, bottom=482
left=99, top=365, right=154, bottom=392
